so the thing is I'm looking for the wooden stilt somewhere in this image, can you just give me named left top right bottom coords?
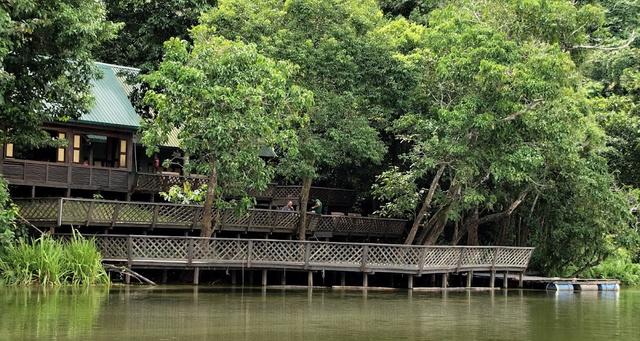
left=363, top=273, right=368, bottom=288
left=441, top=273, right=448, bottom=289
left=281, top=270, right=286, bottom=285
left=518, top=272, right=524, bottom=288
left=503, top=271, right=509, bottom=289
left=162, top=270, right=168, bottom=284
left=490, top=270, right=496, bottom=288
left=261, top=269, right=268, bottom=287
left=307, top=271, right=313, bottom=287
left=340, top=272, right=346, bottom=286
left=125, top=273, right=131, bottom=284
left=466, top=270, right=473, bottom=288
left=430, top=274, right=436, bottom=286
left=31, top=186, right=36, bottom=198
left=193, top=268, right=200, bottom=285
left=231, top=270, right=237, bottom=285
left=408, top=276, right=414, bottom=289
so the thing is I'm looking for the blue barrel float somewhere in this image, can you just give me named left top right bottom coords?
left=546, top=282, right=574, bottom=291
left=598, top=283, right=620, bottom=291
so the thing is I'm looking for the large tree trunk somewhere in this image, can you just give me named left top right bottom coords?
left=404, top=164, right=446, bottom=245
left=201, top=160, right=218, bottom=238
left=297, top=176, right=313, bottom=240
left=422, top=204, right=453, bottom=245
left=467, top=207, right=480, bottom=245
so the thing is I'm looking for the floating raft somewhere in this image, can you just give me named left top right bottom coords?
left=543, top=279, right=620, bottom=291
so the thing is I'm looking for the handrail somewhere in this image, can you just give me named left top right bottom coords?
left=67, top=234, right=535, bottom=275
left=15, top=198, right=407, bottom=237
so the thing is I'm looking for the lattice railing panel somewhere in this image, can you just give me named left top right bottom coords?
left=459, top=248, right=494, bottom=267
left=88, top=202, right=116, bottom=224
left=116, top=203, right=154, bottom=224
left=308, top=243, right=362, bottom=265
left=193, top=239, right=248, bottom=261
left=252, top=240, right=305, bottom=263
left=156, top=205, right=194, bottom=226
left=95, top=236, right=128, bottom=259
left=313, top=215, right=407, bottom=237
left=421, top=248, right=460, bottom=270
left=14, top=198, right=59, bottom=222
left=132, top=237, right=187, bottom=259
left=495, top=248, right=533, bottom=268
left=368, top=246, right=421, bottom=268
left=61, top=200, right=91, bottom=223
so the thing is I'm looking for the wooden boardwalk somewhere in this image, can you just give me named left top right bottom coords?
left=16, top=198, right=407, bottom=238
left=81, top=234, right=533, bottom=284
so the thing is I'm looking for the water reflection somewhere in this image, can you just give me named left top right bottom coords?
left=0, top=287, right=637, bottom=340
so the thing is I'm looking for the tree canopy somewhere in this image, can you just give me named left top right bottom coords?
left=0, top=0, right=119, bottom=147
left=142, top=26, right=312, bottom=237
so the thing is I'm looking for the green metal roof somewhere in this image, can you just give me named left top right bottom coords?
left=76, top=62, right=141, bottom=129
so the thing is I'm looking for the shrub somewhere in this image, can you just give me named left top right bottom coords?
left=587, top=249, right=640, bottom=286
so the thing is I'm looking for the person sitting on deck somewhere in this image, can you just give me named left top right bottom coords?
left=311, top=198, right=323, bottom=214
left=282, top=200, right=295, bottom=211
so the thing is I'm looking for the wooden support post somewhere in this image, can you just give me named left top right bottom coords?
left=231, top=270, right=237, bottom=285
left=307, top=271, right=313, bottom=287
left=430, top=274, right=436, bottom=286
left=363, top=273, right=368, bottom=288
left=162, top=270, right=168, bottom=284
left=518, top=272, right=524, bottom=288
left=408, top=275, right=414, bottom=289
left=340, top=272, right=346, bottom=286
left=193, top=268, right=200, bottom=285
left=441, top=273, right=448, bottom=289
left=261, top=270, right=268, bottom=287
left=281, top=270, right=286, bottom=286
left=466, top=271, right=473, bottom=288
left=125, top=273, right=131, bottom=284
left=503, top=271, right=509, bottom=289
left=31, top=186, right=36, bottom=198
left=490, top=270, right=496, bottom=288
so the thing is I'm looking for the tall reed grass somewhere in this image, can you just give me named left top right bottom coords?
left=0, top=231, right=109, bottom=286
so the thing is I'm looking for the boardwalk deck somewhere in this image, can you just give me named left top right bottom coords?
left=74, top=234, right=534, bottom=277
left=16, top=198, right=407, bottom=237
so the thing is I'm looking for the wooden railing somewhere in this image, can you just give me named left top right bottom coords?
left=80, top=234, right=534, bottom=275
left=2, top=158, right=130, bottom=192
left=133, top=173, right=355, bottom=207
left=15, top=198, right=407, bottom=237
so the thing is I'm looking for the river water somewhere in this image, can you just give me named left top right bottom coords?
left=0, top=286, right=637, bottom=340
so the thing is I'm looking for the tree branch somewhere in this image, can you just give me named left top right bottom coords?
left=478, top=190, right=529, bottom=225
left=503, top=99, right=543, bottom=122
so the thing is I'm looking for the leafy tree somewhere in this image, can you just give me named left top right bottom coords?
left=0, top=178, right=19, bottom=253
left=96, top=0, right=216, bottom=70
left=142, top=27, right=311, bottom=237
left=202, top=0, right=406, bottom=238
left=372, top=1, right=633, bottom=276
left=0, top=0, right=119, bottom=148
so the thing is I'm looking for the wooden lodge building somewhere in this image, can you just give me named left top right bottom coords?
left=1, top=62, right=408, bottom=241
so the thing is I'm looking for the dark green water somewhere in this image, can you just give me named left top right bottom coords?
left=0, top=286, right=638, bottom=340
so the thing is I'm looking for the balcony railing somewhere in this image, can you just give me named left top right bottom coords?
left=15, top=198, right=407, bottom=238
left=133, top=172, right=356, bottom=207
left=2, top=158, right=130, bottom=192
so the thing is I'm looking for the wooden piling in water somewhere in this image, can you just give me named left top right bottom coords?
left=281, top=270, right=286, bottom=285
left=441, top=273, right=448, bottom=289
left=363, top=273, right=368, bottom=288
left=193, top=268, right=200, bottom=285
left=467, top=271, right=473, bottom=288
left=518, top=272, right=524, bottom=288
left=489, top=270, right=496, bottom=288
left=262, top=270, right=268, bottom=286
left=340, top=272, right=346, bottom=286
left=503, top=271, right=509, bottom=289
left=308, top=271, right=313, bottom=287
left=408, top=276, right=414, bottom=289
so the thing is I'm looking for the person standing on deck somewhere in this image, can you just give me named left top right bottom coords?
left=282, top=200, right=295, bottom=211
left=311, top=198, right=323, bottom=214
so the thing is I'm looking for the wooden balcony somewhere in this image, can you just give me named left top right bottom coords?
left=2, top=158, right=130, bottom=192
left=133, top=172, right=356, bottom=207
left=15, top=198, right=407, bottom=238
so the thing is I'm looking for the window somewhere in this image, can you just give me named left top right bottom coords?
left=4, top=143, right=13, bottom=158
left=72, top=134, right=81, bottom=163
left=119, top=139, right=127, bottom=168
left=57, top=132, right=66, bottom=162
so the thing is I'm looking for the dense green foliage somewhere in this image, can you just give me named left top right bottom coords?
left=96, top=0, right=216, bottom=70
left=0, top=178, right=19, bottom=251
left=0, top=233, right=109, bottom=286
left=0, top=0, right=119, bottom=148
left=141, top=29, right=311, bottom=237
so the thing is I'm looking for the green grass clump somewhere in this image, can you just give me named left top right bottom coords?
left=0, top=231, right=109, bottom=286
